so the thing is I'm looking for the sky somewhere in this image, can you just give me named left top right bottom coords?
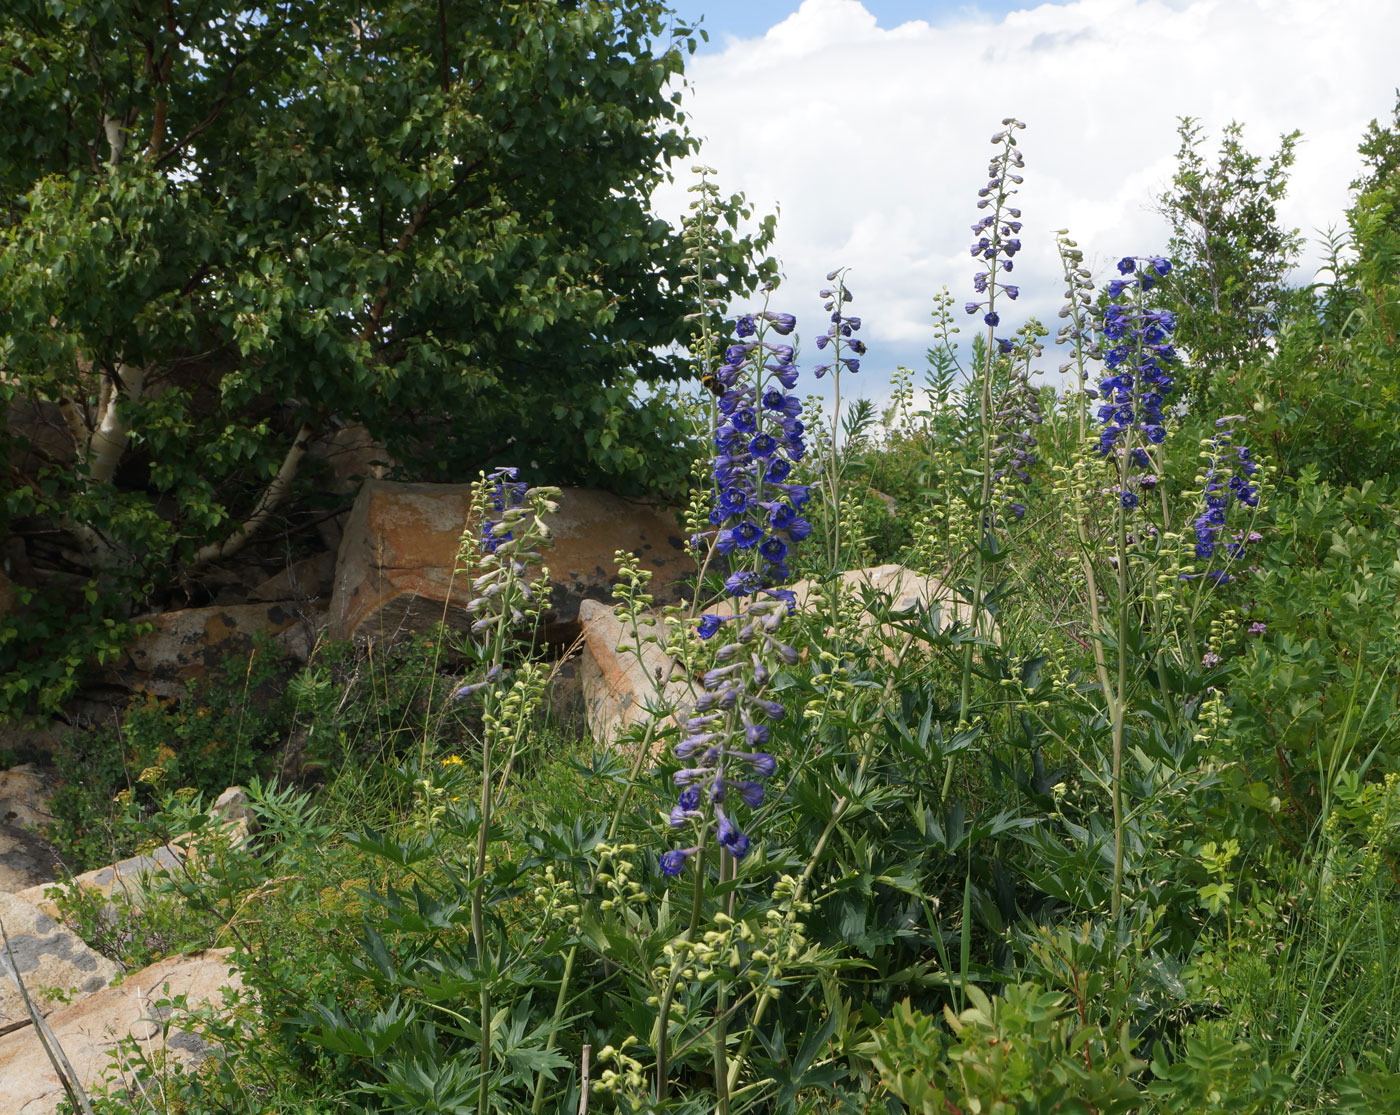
left=650, top=0, right=1400, bottom=409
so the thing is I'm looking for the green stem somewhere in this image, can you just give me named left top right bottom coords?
left=655, top=836, right=709, bottom=1102
left=1111, top=498, right=1129, bottom=923
left=529, top=717, right=658, bottom=1111
left=714, top=850, right=732, bottom=1115
left=947, top=296, right=998, bottom=803
left=530, top=943, right=577, bottom=1115
left=830, top=354, right=843, bottom=571
left=474, top=709, right=493, bottom=1115
left=474, top=610, right=510, bottom=1115
left=727, top=714, right=880, bottom=1092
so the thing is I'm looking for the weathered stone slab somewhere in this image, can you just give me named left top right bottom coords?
left=0, top=766, right=53, bottom=835
left=539, top=488, right=695, bottom=642
left=578, top=565, right=973, bottom=745
left=328, top=482, right=695, bottom=645
left=0, top=892, right=119, bottom=1031
left=0, top=826, right=61, bottom=896
left=0, top=948, right=242, bottom=1114
left=18, top=786, right=250, bottom=921
left=0, top=765, right=62, bottom=897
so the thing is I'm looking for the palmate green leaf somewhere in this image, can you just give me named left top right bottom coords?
left=343, top=826, right=441, bottom=868
left=303, top=996, right=416, bottom=1059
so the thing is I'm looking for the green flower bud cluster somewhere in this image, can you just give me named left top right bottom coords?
left=650, top=899, right=812, bottom=1008
left=803, top=655, right=856, bottom=724
left=481, top=660, right=549, bottom=746
left=611, top=550, right=655, bottom=622
left=410, top=776, right=450, bottom=832
left=531, top=865, right=581, bottom=933
left=1193, top=689, right=1232, bottom=745
left=594, top=844, right=647, bottom=915
left=594, top=1035, right=646, bottom=1097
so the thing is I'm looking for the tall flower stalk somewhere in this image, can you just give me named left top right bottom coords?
left=449, top=467, right=559, bottom=1115
left=1072, top=256, right=1178, bottom=920
left=703, top=297, right=812, bottom=602
left=656, top=589, right=795, bottom=1110
left=947, top=117, right=1028, bottom=799
left=656, top=297, right=811, bottom=1108
left=811, top=268, right=867, bottom=569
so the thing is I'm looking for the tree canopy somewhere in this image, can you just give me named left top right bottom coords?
left=0, top=0, right=772, bottom=711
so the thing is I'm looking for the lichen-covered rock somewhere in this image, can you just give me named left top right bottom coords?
left=0, top=948, right=243, bottom=1113
left=0, top=891, right=119, bottom=1031
left=577, top=599, right=694, bottom=748
left=102, top=603, right=317, bottom=697
left=17, top=845, right=185, bottom=923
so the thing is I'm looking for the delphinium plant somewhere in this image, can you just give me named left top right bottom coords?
left=655, top=284, right=813, bottom=1111
left=805, top=267, right=873, bottom=571
left=451, top=467, right=561, bottom=1115
left=946, top=117, right=1034, bottom=796
left=1041, top=250, right=1271, bottom=928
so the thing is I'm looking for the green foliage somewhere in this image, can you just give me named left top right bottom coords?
left=871, top=985, right=1144, bottom=1115
left=0, top=574, right=146, bottom=717
left=1224, top=471, right=1400, bottom=841
left=1171, top=99, right=1400, bottom=484
left=1146, top=1023, right=1294, bottom=1113
left=31, top=98, right=1400, bottom=1115
left=46, top=638, right=295, bottom=871
left=1156, top=118, right=1302, bottom=407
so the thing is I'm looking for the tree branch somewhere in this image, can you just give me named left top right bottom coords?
left=191, top=422, right=316, bottom=566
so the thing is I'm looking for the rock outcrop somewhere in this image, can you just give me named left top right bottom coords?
left=0, top=891, right=119, bottom=1032
left=0, top=767, right=60, bottom=893
left=578, top=564, right=972, bottom=746
left=103, top=603, right=317, bottom=697
left=328, top=481, right=695, bottom=645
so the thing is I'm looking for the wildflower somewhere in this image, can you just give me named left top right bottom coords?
left=661, top=847, right=701, bottom=876
left=1248, top=621, right=1267, bottom=635
left=479, top=466, right=529, bottom=553
left=1092, top=261, right=1179, bottom=508
left=1184, top=416, right=1263, bottom=581
left=706, top=305, right=807, bottom=598
left=815, top=270, right=864, bottom=380
left=662, top=594, right=792, bottom=875
left=453, top=662, right=506, bottom=701
left=964, top=121, right=1027, bottom=330
left=697, top=614, right=729, bottom=640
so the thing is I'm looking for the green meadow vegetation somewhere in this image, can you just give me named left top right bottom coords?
left=5, top=3, right=1400, bottom=1113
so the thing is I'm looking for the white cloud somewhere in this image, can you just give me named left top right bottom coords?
left=654, top=0, right=1399, bottom=401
